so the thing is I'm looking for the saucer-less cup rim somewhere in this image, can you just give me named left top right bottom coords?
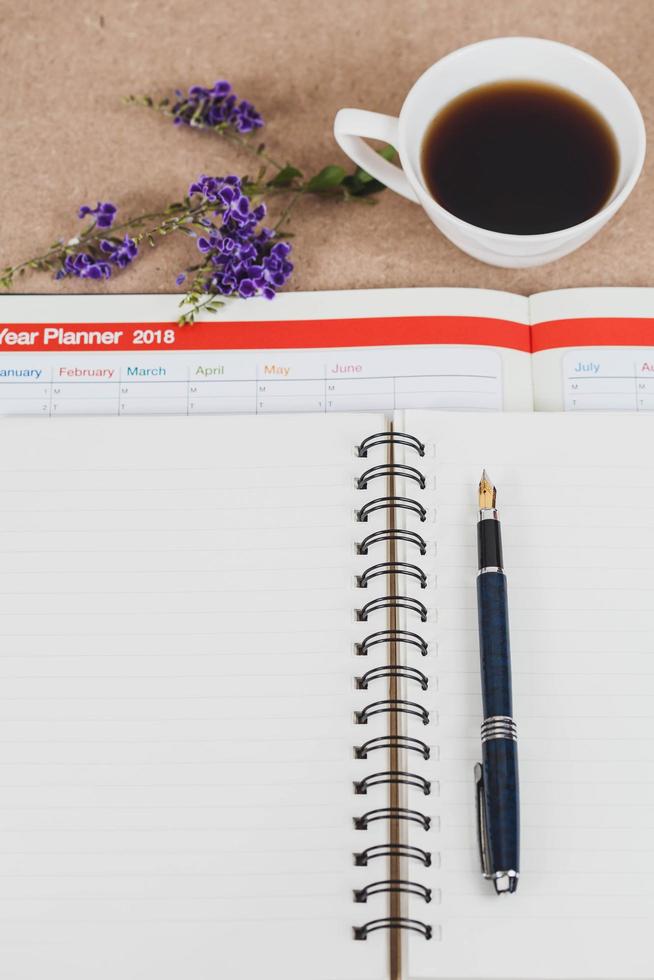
left=333, top=36, right=646, bottom=248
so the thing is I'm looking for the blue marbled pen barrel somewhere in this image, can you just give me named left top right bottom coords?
left=476, top=478, right=520, bottom=895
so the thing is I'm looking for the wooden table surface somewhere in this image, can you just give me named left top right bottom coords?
left=2, top=0, right=652, bottom=301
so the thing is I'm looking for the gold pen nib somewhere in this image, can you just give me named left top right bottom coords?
left=479, top=469, right=496, bottom=509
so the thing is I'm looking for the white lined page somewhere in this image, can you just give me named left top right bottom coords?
left=0, top=414, right=388, bottom=980
left=401, top=411, right=654, bottom=980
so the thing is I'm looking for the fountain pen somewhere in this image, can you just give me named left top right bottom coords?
left=474, top=471, right=520, bottom=895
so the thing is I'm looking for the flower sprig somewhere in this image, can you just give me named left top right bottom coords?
left=170, top=80, right=264, bottom=134
left=1, top=79, right=395, bottom=324
left=176, top=175, right=293, bottom=324
left=124, top=80, right=395, bottom=202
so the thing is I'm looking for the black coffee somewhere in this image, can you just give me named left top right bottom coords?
left=421, top=80, right=619, bottom=235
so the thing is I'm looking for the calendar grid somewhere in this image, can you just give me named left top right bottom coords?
left=0, top=347, right=504, bottom=417
left=564, top=350, right=654, bottom=412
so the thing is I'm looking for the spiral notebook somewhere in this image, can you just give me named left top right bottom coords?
left=0, top=411, right=652, bottom=980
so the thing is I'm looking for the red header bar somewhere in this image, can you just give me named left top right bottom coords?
left=532, top=317, right=654, bottom=352
left=3, top=315, right=654, bottom=354
left=0, top=316, right=531, bottom=353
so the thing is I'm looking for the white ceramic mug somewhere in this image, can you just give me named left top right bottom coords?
left=334, top=37, right=646, bottom=268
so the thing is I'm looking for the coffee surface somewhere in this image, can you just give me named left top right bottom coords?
left=421, top=81, right=619, bottom=235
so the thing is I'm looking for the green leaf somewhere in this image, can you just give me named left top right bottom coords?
left=355, top=144, right=396, bottom=182
left=306, top=165, right=346, bottom=192
left=378, top=144, right=396, bottom=161
left=345, top=144, right=397, bottom=196
left=268, top=165, right=303, bottom=188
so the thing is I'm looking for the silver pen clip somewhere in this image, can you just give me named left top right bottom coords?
left=474, top=762, right=492, bottom=879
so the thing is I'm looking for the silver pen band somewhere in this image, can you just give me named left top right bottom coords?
left=480, top=715, right=518, bottom=743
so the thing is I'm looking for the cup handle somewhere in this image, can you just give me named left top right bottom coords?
left=333, top=108, right=420, bottom=203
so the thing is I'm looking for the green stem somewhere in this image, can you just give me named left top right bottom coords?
left=3, top=204, right=205, bottom=281
left=273, top=188, right=305, bottom=233
left=127, top=97, right=286, bottom=172
left=218, top=128, right=285, bottom=173
left=181, top=292, right=221, bottom=317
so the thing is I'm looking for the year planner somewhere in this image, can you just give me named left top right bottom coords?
left=2, top=285, right=654, bottom=415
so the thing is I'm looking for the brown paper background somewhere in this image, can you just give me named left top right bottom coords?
left=1, top=0, right=652, bottom=301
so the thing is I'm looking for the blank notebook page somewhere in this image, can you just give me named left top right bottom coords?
left=0, top=414, right=387, bottom=980
left=402, top=411, right=654, bottom=980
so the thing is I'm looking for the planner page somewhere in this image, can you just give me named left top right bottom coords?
left=0, top=288, right=533, bottom=414
left=529, top=287, right=654, bottom=411
left=0, top=413, right=388, bottom=980
left=399, top=411, right=654, bottom=980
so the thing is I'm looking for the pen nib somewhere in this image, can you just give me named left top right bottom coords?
left=478, top=469, right=497, bottom=509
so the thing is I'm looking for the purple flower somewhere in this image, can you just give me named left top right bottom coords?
left=176, top=273, right=187, bottom=285
left=238, top=279, right=256, bottom=298
left=184, top=174, right=292, bottom=303
left=100, top=235, right=139, bottom=269
left=77, top=202, right=117, bottom=228
left=55, top=233, right=138, bottom=282
left=172, top=81, right=264, bottom=134
left=211, top=80, right=231, bottom=99
left=60, top=252, right=112, bottom=280
left=231, top=99, right=263, bottom=134
left=189, top=174, right=239, bottom=203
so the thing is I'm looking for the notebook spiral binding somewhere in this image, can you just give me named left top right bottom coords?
left=353, top=431, right=432, bottom=943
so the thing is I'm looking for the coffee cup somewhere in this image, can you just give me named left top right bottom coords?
left=334, top=37, right=646, bottom=268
